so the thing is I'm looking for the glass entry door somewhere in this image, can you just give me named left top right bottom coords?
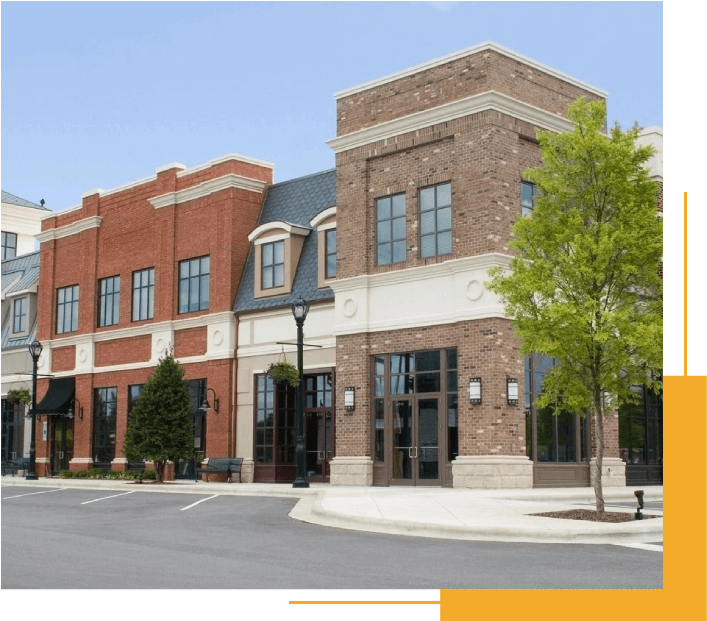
left=391, top=398, right=440, bottom=485
left=51, top=416, right=74, bottom=474
left=305, top=410, right=333, bottom=482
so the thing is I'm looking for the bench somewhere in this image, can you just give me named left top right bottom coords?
left=195, top=457, right=243, bottom=483
left=1, top=457, right=30, bottom=477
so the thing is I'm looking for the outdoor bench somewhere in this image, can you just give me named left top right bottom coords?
left=1, top=457, right=30, bottom=476
left=195, top=457, right=243, bottom=483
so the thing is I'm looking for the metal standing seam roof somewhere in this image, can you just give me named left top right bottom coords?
left=234, top=169, right=336, bottom=313
left=2, top=251, right=40, bottom=350
left=1, top=190, right=49, bottom=210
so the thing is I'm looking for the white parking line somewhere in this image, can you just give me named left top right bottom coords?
left=81, top=491, right=135, bottom=505
left=181, top=494, right=219, bottom=511
left=614, top=543, right=663, bottom=552
left=3, top=488, right=65, bottom=500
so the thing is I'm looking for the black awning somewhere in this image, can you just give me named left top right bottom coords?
left=36, top=377, right=75, bottom=415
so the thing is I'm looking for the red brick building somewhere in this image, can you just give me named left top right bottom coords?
left=33, top=154, right=273, bottom=477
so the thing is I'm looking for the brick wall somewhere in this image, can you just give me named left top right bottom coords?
left=52, top=345, right=76, bottom=372
left=174, top=326, right=207, bottom=358
left=94, top=335, right=151, bottom=367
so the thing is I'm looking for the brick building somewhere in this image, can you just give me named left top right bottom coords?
left=26, top=42, right=661, bottom=487
left=32, top=154, right=273, bottom=477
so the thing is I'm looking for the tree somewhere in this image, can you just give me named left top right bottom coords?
left=488, top=98, right=662, bottom=515
left=123, top=350, right=195, bottom=482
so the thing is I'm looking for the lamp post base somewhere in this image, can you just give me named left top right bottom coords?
left=25, top=473, right=38, bottom=481
left=292, top=478, right=310, bottom=488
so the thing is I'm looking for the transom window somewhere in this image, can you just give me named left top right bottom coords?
left=179, top=256, right=210, bottom=314
left=376, top=193, right=406, bottom=265
left=98, top=276, right=120, bottom=327
left=419, top=183, right=451, bottom=258
left=2, top=232, right=17, bottom=261
left=132, top=268, right=154, bottom=321
left=522, top=181, right=538, bottom=216
left=56, top=285, right=79, bottom=334
left=262, top=241, right=284, bottom=289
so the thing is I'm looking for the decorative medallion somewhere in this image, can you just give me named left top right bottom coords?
left=466, top=279, right=484, bottom=301
left=343, top=298, right=358, bottom=318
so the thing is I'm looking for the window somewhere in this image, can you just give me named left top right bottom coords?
left=376, top=193, right=406, bottom=265
left=93, top=387, right=117, bottom=467
left=262, top=241, right=284, bottom=289
left=2, top=232, right=17, bottom=261
left=12, top=297, right=27, bottom=333
left=98, top=276, right=120, bottom=327
left=56, top=285, right=79, bottom=334
left=521, top=181, right=537, bottom=216
left=2, top=399, right=25, bottom=461
left=127, top=384, right=143, bottom=418
left=419, top=183, right=451, bottom=258
left=325, top=229, right=337, bottom=278
left=132, top=268, right=154, bottom=321
left=178, top=256, right=209, bottom=314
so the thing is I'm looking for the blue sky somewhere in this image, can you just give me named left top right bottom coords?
left=2, top=1, right=662, bottom=212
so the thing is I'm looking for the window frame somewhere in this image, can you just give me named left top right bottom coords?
left=2, top=232, right=17, bottom=261
left=98, top=275, right=121, bottom=328
left=12, top=296, right=27, bottom=334
left=418, top=183, right=452, bottom=259
left=132, top=268, right=155, bottom=322
left=325, top=229, right=337, bottom=279
left=56, top=285, right=79, bottom=334
left=261, top=241, right=285, bottom=289
left=178, top=256, right=210, bottom=314
left=376, top=193, right=406, bottom=266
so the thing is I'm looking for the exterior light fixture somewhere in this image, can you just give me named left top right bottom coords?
left=67, top=397, right=83, bottom=420
left=469, top=378, right=482, bottom=404
left=291, top=297, right=310, bottom=323
left=26, top=339, right=43, bottom=480
left=344, top=387, right=355, bottom=411
left=507, top=378, right=519, bottom=405
left=201, top=387, right=219, bottom=413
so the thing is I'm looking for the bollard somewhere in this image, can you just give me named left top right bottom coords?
left=634, top=489, right=644, bottom=520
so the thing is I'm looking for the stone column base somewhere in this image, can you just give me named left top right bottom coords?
left=241, top=458, right=255, bottom=483
left=69, top=457, right=94, bottom=472
left=590, top=457, right=626, bottom=487
left=329, top=457, right=373, bottom=486
left=34, top=457, right=50, bottom=477
left=452, top=455, right=533, bottom=489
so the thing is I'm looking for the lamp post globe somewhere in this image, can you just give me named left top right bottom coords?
left=291, top=298, right=310, bottom=488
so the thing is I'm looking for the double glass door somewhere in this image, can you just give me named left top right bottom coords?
left=51, top=416, right=74, bottom=474
left=391, top=398, right=440, bottom=485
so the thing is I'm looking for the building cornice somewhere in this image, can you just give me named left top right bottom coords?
left=149, top=174, right=268, bottom=209
left=176, top=152, right=274, bottom=177
left=328, top=91, right=575, bottom=153
left=334, top=41, right=607, bottom=100
left=247, top=221, right=312, bottom=243
left=36, top=216, right=102, bottom=243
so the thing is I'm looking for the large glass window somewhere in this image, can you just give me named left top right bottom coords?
left=325, top=229, right=337, bottom=278
left=2, top=232, right=17, bottom=261
left=93, top=387, right=117, bottom=467
left=619, top=385, right=662, bottom=466
left=524, top=354, right=584, bottom=463
left=376, top=193, right=406, bottom=265
left=179, top=256, right=209, bottom=313
left=255, top=375, right=276, bottom=464
left=132, top=268, right=154, bottom=321
left=419, top=183, right=452, bottom=258
left=186, top=379, right=207, bottom=454
left=127, top=384, right=143, bottom=419
left=98, top=276, right=120, bottom=327
left=56, top=285, right=79, bottom=334
left=262, top=241, right=284, bottom=289
left=1, top=399, right=24, bottom=461
left=522, top=181, right=538, bottom=216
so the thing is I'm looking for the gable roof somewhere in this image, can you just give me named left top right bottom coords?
left=234, top=169, right=336, bottom=313
left=1, top=190, right=48, bottom=210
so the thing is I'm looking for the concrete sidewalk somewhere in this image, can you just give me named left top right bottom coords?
left=1, top=476, right=662, bottom=545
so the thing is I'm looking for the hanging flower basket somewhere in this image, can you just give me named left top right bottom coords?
left=7, top=388, right=31, bottom=406
left=267, top=361, right=301, bottom=387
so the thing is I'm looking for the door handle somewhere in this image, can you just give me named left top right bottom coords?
left=409, top=447, right=417, bottom=458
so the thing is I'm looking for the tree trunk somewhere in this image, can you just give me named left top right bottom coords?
left=155, top=461, right=165, bottom=483
left=592, top=395, right=605, bottom=516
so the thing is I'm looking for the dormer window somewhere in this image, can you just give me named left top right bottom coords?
left=310, top=206, right=337, bottom=288
left=248, top=222, right=310, bottom=298
left=262, top=241, right=285, bottom=289
left=12, top=297, right=27, bottom=334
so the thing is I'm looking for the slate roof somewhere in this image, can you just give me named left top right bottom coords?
left=234, top=169, right=336, bottom=313
left=2, top=250, right=40, bottom=350
left=1, top=190, right=48, bottom=210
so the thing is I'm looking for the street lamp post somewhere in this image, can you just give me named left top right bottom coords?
left=291, top=298, right=310, bottom=489
left=26, top=339, right=43, bottom=480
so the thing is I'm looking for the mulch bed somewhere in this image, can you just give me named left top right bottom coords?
left=532, top=509, right=660, bottom=522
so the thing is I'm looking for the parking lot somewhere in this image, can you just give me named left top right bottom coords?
left=2, top=483, right=662, bottom=589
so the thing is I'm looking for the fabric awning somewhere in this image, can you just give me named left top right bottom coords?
left=36, top=377, right=75, bottom=416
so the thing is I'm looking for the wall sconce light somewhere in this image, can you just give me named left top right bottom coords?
left=507, top=378, right=519, bottom=405
left=201, top=387, right=219, bottom=413
left=67, top=397, right=83, bottom=419
left=469, top=378, right=482, bottom=404
left=344, top=387, right=355, bottom=411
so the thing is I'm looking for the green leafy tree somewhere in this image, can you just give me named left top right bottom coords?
left=488, top=98, right=662, bottom=515
left=123, top=349, right=195, bottom=482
